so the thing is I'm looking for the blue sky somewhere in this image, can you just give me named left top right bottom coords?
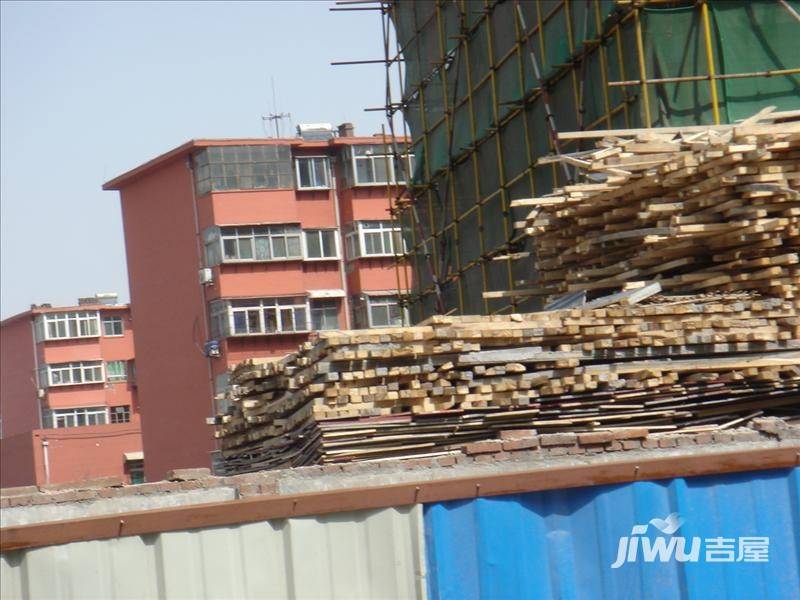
left=0, top=1, right=388, bottom=318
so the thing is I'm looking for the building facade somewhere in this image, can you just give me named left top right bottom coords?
left=104, top=124, right=412, bottom=480
left=0, top=294, right=142, bottom=487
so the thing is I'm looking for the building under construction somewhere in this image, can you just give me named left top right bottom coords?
left=375, top=0, right=800, bottom=322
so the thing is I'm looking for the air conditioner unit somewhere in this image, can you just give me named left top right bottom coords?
left=37, top=388, right=46, bottom=399
left=199, top=268, right=214, bottom=285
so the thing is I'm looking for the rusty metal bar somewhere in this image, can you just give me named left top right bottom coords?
left=3, top=446, right=797, bottom=552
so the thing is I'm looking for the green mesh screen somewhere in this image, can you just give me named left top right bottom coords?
left=390, top=0, right=800, bottom=321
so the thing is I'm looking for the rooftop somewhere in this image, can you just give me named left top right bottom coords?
left=103, top=123, right=409, bottom=191
left=1, top=294, right=128, bottom=327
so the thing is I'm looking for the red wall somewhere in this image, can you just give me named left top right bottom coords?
left=0, top=431, right=36, bottom=487
left=119, top=157, right=215, bottom=480
left=0, top=424, right=142, bottom=488
left=32, top=424, right=142, bottom=486
left=0, top=315, right=39, bottom=438
left=214, top=262, right=343, bottom=299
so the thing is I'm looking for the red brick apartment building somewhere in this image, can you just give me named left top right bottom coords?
left=0, top=294, right=143, bottom=487
left=103, top=124, right=412, bottom=480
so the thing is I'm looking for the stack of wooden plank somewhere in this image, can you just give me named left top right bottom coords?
left=506, top=108, right=800, bottom=303
left=213, top=292, right=799, bottom=474
left=214, top=110, right=799, bottom=474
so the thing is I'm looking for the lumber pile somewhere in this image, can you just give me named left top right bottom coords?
left=213, top=292, right=799, bottom=474
left=507, top=108, right=800, bottom=303
left=213, top=109, right=800, bottom=475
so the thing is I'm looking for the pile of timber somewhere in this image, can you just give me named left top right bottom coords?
left=214, top=109, right=799, bottom=474
left=505, top=107, right=800, bottom=303
left=213, top=291, right=799, bottom=474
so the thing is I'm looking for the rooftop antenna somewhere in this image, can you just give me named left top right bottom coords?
left=262, top=76, right=291, bottom=138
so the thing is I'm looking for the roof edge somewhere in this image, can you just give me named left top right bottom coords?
left=102, top=135, right=410, bottom=191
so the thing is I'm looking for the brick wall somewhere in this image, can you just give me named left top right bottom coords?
left=2, top=417, right=798, bottom=518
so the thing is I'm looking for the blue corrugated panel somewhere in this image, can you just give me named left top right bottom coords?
left=424, top=467, right=800, bottom=600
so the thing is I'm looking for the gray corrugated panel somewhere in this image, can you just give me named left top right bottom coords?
left=1, top=504, right=426, bottom=600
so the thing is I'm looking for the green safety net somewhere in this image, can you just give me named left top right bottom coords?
left=643, top=1, right=800, bottom=126
left=390, top=0, right=800, bottom=318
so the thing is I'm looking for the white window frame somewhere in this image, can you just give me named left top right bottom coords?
left=212, top=297, right=311, bottom=338
left=295, top=156, right=330, bottom=189
left=50, top=406, right=108, bottom=429
left=102, top=315, right=124, bottom=337
left=310, top=299, right=340, bottom=331
left=366, top=295, right=406, bottom=328
left=44, top=361, right=105, bottom=387
left=350, top=145, right=414, bottom=186
left=345, top=221, right=403, bottom=259
left=220, top=225, right=303, bottom=263
left=36, top=311, right=100, bottom=341
left=106, top=360, right=128, bottom=382
left=303, top=229, right=339, bottom=260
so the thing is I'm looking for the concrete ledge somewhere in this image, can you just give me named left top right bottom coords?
left=2, top=418, right=798, bottom=528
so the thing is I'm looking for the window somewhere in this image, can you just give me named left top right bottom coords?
left=295, top=156, right=330, bottom=189
left=204, top=227, right=222, bottom=266
left=304, top=229, right=338, bottom=259
left=102, top=316, right=124, bottom=336
left=205, top=225, right=340, bottom=265
left=345, top=221, right=404, bottom=259
left=44, top=361, right=104, bottom=387
left=310, top=299, right=340, bottom=330
left=49, top=407, right=108, bottom=429
left=109, top=406, right=131, bottom=424
left=221, top=225, right=303, bottom=262
left=35, top=311, right=100, bottom=341
left=106, top=360, right=128, bottom=382
left=347, top=145, right=415, bottom=186
left=192, top=145, right=293, bottom=196
left=210, top=297, right=310, bottom=338
left=354, top=295, right=405, bottom=328
left=210, top=300, right=230, bottom=339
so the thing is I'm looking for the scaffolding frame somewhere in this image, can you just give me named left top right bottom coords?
left=336, top=0, right=800, bottom=323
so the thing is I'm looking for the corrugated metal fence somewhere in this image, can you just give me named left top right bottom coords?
left=2, top=468, right=798, bottom=599
left=1, top=505, right=426, bottom=600
left=425, top=468, right=800, bottom=600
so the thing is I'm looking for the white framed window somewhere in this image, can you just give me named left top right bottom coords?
left=353, top=295, right=406, bottom=328
left=210, top=297, right=310, bottom=338
left=48, top=407, right=108, bottom=428
left=368, top=295, right=404, bottom=327
left=205, top=224, right=342, bottom=265
left=35, top=311, right=100, bottom=341
left=220, top=225, right=303, bottom=262
left=109, top=405, right=131, bottom=424
left=106, top=360, right=128, bottom=382
left=348, top=145, right=414, bottom=186
left=304, top=229, right=339, bottom=259
left=345, top=221, right=404, bottom=259
left=43, top=361, right=104, bottom=387
left=310, top=299, right=340, bottom=330
left=295, top=156, right=330, bottom=189
left=102, top=316, right=124, bottom=336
